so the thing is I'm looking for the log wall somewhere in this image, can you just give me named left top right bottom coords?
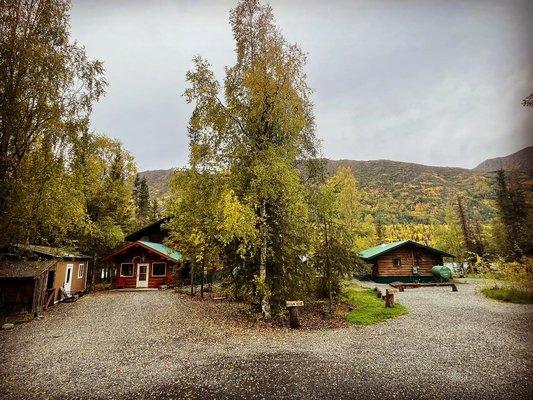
left=113, top=247, right=178, bottom=288
left=374, top=245, right=443, bottom=277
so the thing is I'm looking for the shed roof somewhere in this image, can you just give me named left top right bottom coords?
left=0, top=244, right=90, bottom=260
left=0, top=259, right=56, bottom=278
left=358, top=240, right=455, bottom=260
left=101, top=240, right=181, bottom=263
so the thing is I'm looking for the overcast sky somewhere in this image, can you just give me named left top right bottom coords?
left=70, top=0, right=532, bottom=171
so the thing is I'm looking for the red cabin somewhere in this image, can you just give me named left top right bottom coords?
left=101, top=240, right=181, bottom=289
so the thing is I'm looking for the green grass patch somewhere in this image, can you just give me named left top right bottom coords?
left=481, top=286, right=533, bottom=304
left=343, top=286, right=408, bottom=325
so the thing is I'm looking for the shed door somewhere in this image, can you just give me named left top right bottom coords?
left=136, top=263, right=149, bottom=288
left=64, top=264, right=73, bottom=293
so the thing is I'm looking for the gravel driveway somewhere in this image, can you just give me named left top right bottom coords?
left=1, top=282, right=532, bottom=400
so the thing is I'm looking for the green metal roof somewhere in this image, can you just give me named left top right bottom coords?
left=358, top=240, right=454, bottom=260
left=138, top=241, right=181, bottom=262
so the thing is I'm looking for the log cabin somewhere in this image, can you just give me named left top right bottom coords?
left=0, top=244, right=91, bottom=316
left=100, top=240, right=182, bottom=289
left=358, top=240, right=455, bottom=283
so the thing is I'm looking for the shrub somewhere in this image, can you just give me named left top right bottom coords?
left=480, top=258, right=533, bottom=304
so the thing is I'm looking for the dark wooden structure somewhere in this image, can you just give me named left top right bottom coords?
left=0, top=244, right=91, bottom=316
left=359, top=240, right=454, bottom=283
left=124, top=217, right=169, bottom=243
left=391, top=281, right=458, bottom=292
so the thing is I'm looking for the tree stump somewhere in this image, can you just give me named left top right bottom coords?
left=385, top=289, right=395, bottom=308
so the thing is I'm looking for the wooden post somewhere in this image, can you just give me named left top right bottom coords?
left=200, top=259, right=205, bottom=298
left=190, top=263, right=195, bottom=296
left=91, top=253, right=98, bottom=289
left=288, top=307, right=301, bottom=328
left=385, top=289, right=395, bottom=308
left=286, top=301, right=303, bottom=329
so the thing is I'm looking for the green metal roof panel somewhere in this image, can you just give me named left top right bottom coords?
left=358, top=240, right=409, bottom=260
left=358, top=240, right=454, bottom=260
left=138, top=241, right=181, bottom=262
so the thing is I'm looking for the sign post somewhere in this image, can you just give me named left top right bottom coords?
left=286, top=300, right=304, bottom=328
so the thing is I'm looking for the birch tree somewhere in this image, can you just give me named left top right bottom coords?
left=182, top=0, right=319, bottom=317
left=311, top=166, right=361, bottom=312
left=0, top=0, right=106, bottom=243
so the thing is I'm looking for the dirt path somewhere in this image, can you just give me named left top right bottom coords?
left=1, top=283, right=532, bottom=400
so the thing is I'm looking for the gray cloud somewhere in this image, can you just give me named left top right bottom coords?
left=70, top=0, right=533, bottom=170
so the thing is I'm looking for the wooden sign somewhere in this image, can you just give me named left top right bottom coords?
left=286, top=300, right=304, bottom=307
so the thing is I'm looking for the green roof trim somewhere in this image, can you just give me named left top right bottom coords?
left=358, top=240, right=454, bottom=260
left=138, top=241, right=181, bottom=262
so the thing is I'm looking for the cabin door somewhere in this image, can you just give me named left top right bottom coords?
left=64, top=264, right=73, bottom=293
left=136, top=263, right=149, bottom=288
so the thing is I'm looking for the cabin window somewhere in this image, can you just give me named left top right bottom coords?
left=120, top=263, right=134, bottom=277
left=152, top=262, right=166, bottom=277
left=78, top=263, right=85, bottom=278
left=393, top=257, right=401, bottom=267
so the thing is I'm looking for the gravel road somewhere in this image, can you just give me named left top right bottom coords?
left=1, top=282, right=532, bottom=400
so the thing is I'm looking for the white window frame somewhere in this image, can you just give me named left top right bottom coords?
left=78, top=263, right=85, bottom=278
left=120, top=263, right=134, bottom=277
left=151, top=262, right=167, bottom=277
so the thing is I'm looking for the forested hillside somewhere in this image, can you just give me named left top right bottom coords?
left=324, top=159, right=497, bottom=224
left=140, top=159, right=501, bottom=224
left=141, top=145, right=533, bottom=226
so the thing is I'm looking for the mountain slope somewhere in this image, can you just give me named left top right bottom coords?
left=140, top=159, right=500, bottom=224
left=138, top=169, right=175, bottom=199
left=323, top=159, right=495, bottom=223
left=473, top=146, right=533, bottom=172
left=139, top=147, right=532, bottom=224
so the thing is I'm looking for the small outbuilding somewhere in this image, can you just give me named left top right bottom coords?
left=0, top=244, right=91, bottom=316
left=101, top=240, right=182, bottom=289
left=358, top=240, right=455, bottom=283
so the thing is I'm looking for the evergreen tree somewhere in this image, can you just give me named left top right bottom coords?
left=133, top=175, right=151, bottom=226
left=150, top=199, right=160, bottom=222
left=455, top=194, right=486, bottom=271
left=494, top=170, right=528, bottom=261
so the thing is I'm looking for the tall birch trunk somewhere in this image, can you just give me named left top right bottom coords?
left=260, top=199, right=271, bottom=319
left=200, top=258, right=205, bottom=298
left=323, top=219, right=333, bottom=313
left=190, top=264, right=195, bottom=296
